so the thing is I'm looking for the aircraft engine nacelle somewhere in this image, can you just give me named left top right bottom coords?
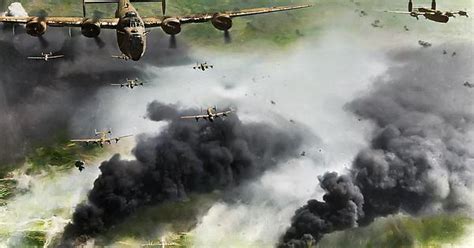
left=161, top=18, right=181, bottom=35
left=211, top=14, right=232, bottom=31
left=26, top=17, right=47, bottom=37
left=81, top=19, right=101, bottom=38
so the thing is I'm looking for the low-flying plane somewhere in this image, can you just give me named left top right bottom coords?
left=385, top=0, right=468, bottom=23
left=27, top=52, right=64, bottom=61
left=181, top=107, right=233, bottom=122
left=418, top=40, right=432, bottom=48
left=0, top=0, right=311, bottom=61
left=193, top=62, right=213, bottom=71
left=75, top=160, right=86, bottom=172
left=111, top=78, right=145, bottom=88
left=70, top=129, right=133, bottom=147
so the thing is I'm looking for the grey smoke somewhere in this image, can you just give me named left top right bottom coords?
left=60, top=101, right=306, bottom=245
left=280, top=44, right=474, bottom=247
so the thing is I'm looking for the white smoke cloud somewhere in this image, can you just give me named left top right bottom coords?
left=79, top=28, right=387, bottom=246
left=3, top=2, right=28, bottom=17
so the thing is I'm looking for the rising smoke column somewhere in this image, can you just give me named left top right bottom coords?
left=279, top=44, right=474, bottom=247
left=61, top=102, right=306, bottom=244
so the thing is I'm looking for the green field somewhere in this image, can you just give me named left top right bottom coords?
left=319, top=214, right=473, bottom=248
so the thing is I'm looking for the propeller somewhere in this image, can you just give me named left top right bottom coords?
left=169, top=34, right=177, bottom=49
left=224, top=30, right=231, bottom=44
left=410, top=12, right=420, bottom=20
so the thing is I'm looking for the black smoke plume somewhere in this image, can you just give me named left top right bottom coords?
left=61, top=102, right=306, bottom=244
left=280, top=44, right=474, bottom=247
left=0, top=4, right=191, bottom=172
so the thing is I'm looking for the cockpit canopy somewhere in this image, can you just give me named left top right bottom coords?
left=129, top=18, right=143, bottom=28
left=125, top=11, right=138, bottom=18
left=121, top=17, right=143, bottom=28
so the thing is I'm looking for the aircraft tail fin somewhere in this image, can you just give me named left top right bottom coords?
left=431, top=0, right=436, bottom=10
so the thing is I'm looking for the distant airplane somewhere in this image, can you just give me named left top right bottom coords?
left=181, top=106, right=233, bottom=122
left=71, top=129, right=133, bottom=147
left=111, top=78, right=145, bottom=89
left=371, top=20, right=383, bottom=28
left=385, top=0, right=468, bottom=23
left=27, top=52, right=64, bottom=61
left=464, top=81, right=473, bottom=88
left=418, top=40, right=432, bottom=48
left=193, top=62, right=213, bottom=71
left=0, top=0, right=311, bottom=61
left=75, top=160, right=85, bottom=172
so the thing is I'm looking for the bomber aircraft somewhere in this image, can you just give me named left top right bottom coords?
left=418, top=40, right=432, bottom=48
left=27, top=52, right=64, bottom=61
left=181, top=107, right=233, bottom=122
left=0, top=0, right=311, bottom=61
left=111, top=78, right=145, bottom=88
left=385, top=0, right=468, bottom=23
left=71, top=129, right=133, bottom=147
left=193, top=62, right=213, bottom=71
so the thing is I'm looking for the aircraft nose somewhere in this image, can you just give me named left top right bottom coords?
left=129, top=34, right=144, bottom=60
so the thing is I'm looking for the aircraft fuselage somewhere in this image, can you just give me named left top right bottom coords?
left=115, top=0, right=147, bottom=61
left=206, top=107, right=217, bottom=121
left=416, top=8, right=449, bottom=23
left=424, top=12, right=449, bottom=23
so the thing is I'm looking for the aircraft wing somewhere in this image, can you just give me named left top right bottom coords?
left=70, top=138, right=100, bottom=143
left=27, top=56, right=45, bottom=60
left=384, top=10, right=412, bottom=14
left=49, top=55, right=64, bottom=59
left=142, top=4, right=312, bottom=27
left=181, top=114, right=208, bottom=119
left=0, top=16, right=119, bottom=29
left=113, top=134, right=134, bottom=140
left=214, top=110, right=233, bottom=117
left=447, top=10, right=469, bottom=16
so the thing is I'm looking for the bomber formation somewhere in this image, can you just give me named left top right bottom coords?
left=0, top=0, right=311, bottom=61
left=0, top=0, right=469, bottom=168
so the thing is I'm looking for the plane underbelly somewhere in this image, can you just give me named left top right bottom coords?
left=117, top=31, right=128, bottom=55
left=425, top=14, right=449, bottom=23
